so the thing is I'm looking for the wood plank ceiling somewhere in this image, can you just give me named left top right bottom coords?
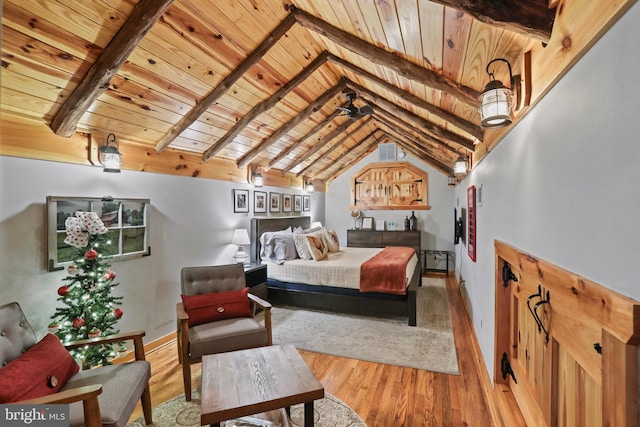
left=1, top=0, right=557, bottom=182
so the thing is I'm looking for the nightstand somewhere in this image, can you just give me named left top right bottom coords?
left=244, top=263, right=267, bottom=300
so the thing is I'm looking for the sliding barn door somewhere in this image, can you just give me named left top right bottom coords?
left=494, top=241, right=639, bottom=427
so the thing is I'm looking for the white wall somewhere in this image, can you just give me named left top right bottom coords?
left=453, top=1, right=640, bottom=378
left=0, top=159, right=324, bottom=341
left=325, top=152, right=455, bottom=255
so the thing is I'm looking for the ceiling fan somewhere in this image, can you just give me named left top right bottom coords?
left=337, top=92, right=374, bottom=120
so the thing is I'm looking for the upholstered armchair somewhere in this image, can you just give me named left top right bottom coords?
left=0, top=302, right=152, bottom=427
left=177, top=264, right=272, bottom=401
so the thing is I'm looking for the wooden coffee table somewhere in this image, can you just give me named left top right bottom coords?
left=200, top=344, right=325, bottom=427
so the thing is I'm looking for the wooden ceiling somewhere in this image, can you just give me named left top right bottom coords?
left=0, top=0, right=632, bottom=184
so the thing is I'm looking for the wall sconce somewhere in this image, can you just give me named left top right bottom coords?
left=478, top=58, right=520, bottom=128
left=448, top=176, right=457, bottom=186
left=99, top=133, right=122, bottom=173
left=231, top=228, right=251, bottom=265
left=454, top=156, right=468, bottom=175
left=253, top=166, right=264, bottom=187
left=305, top=179, right=314, bottom=193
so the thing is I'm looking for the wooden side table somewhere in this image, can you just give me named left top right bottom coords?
left=200, top=344, right=324, bottom=427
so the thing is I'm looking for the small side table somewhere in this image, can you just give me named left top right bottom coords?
left=244, top=263, right=267, bottom=299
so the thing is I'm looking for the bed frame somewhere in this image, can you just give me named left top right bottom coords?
left=250, top=217, right=420, bottom=326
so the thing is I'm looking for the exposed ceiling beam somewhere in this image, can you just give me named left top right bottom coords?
left=346, top=80, right=475, bottom=151
left=234, top=79, right=347, bottom=167
left=371, top=108, right=459, bottom=156
left=295, top=118, right=373, bottom=177
left=326, top=53, right=483, bottom=141
left=281, top=115, right=370, bottom=176
left=202, top=51, right=330, bottom=159
left=50, top=0, right=174, bottom=137
left=292, top=7, right=480, bottom=108
left=315, top=131, right=386, bottom=181
left=378, top=128, right=454, bottom=175
left=431, top=0, right=556, bottom=43
left=155, top=12, right=297, bottom=153
left=263, top=105, right=346, bottom=172
left=373, top=115, right=457, bottom=165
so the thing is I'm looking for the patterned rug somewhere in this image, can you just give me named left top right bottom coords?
left=127, top=390, right=366, bottom=427
left=269, top=277, right=459, bottom=374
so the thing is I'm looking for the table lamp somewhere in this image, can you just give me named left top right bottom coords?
left=231, top=228, right=251, bottom=265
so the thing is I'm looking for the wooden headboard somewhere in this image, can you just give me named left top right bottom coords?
left=250, top=216, right=311, bottom=263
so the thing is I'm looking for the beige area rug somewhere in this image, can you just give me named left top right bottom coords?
left=127, top=390, right=366, bottom=427
left=269, top=277, right=459, bottom=374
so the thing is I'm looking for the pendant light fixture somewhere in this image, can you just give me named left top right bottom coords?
left=454, top=156, right=468, bottom=175
left=99, top=133, right=122, bottom=173
left=479, top=58, right=519, bottom=128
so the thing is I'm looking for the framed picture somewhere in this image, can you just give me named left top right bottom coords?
left=293, top=195, right=302, bottom=212
left=254, top=191, right=267, bottom=213
left=361, top=217, right=374, bottom=230
left=375, top=219, right=385, bottom=231
left=269, top=192, right=281, bottom=213
left=233, top=189, right=249, bottom=213
left=282, top=194, right=292, bottom=212
left=46, top=196, right=150, bottom=272
left=303, top=195, right=310, bottom=211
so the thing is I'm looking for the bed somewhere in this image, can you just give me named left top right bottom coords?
left=250, top=217, right=421, bottom=326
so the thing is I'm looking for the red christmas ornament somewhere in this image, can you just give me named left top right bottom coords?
left=113, top=308, right=123, bottom=319
left=84, top=249, right=98, bottom=260
left=104, top=270, right=116, bottom=280
left=57, top=285, right=70, bottom=296
left=72, top=317, right=85, bottom=329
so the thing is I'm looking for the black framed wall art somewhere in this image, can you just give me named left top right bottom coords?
left=233, top=189, right=249, bottom=213
left=269, top=192, right=281, bottom=212
left=254, top=191, right=267, bottom=213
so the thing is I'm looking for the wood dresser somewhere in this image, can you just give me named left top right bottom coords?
left=346, top=230, right=421, bottom=254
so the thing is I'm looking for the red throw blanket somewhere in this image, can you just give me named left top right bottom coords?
left=360, top=246, right=415, bottom=295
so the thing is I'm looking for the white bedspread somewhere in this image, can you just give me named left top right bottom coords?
left=264, top=247, right=418, bottom=290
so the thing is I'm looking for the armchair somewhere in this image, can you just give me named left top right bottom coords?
left=177, top=264, right=272, bottom=401
left=0, top=302, right=152, bottom=427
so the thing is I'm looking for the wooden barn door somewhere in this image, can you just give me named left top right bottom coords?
left=494, top=241, right=640, bottom=427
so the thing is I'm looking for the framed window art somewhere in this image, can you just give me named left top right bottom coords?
left=47, top=196, right=150, bottom=272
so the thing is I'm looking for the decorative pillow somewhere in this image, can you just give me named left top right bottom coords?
left=325, top=229, right=340, bottom=252
left=293, top=233, right=314, bottom=260
left=305, top=232, right=329, bottom=261
left=259, top=227, right=292, bottom=259
left=262, top=233, right=298, bottom=264
left=181, top=287, right=252, bottom=327
left=0, top=333, right=79, bottom=403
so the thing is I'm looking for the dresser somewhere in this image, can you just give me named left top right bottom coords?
left=346, top=230, right=421, bottom=254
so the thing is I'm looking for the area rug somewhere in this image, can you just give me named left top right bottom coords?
left=127, top=390, right=366, bottom=427
left=269, top=277, right=459, bottom=374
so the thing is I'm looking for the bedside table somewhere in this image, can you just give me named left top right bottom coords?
left=244, top=263, right=267, bottom=300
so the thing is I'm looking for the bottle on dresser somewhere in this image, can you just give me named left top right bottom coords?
left=409, top=211, right=418, bottom=231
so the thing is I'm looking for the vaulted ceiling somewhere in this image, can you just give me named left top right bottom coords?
left=1, top=0, right=633, bottom=184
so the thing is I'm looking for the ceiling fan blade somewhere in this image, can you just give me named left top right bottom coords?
left=359, top=105, right=374, bottom=115
left=336, top=107, right=351, bottom=113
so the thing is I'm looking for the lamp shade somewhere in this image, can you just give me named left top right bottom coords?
left=479, top=82, right=513, bottom=128
left=254, top=171, right=263, bottom=187
left=99, top=134, right=122, bottom=173
left=231, top=228, right=251, bottom=246
left=454, top=157, right=467, bottom=175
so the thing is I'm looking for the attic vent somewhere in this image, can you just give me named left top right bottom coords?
left=378, top=143, right=397, bottom=162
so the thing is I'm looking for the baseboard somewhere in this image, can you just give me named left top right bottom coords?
left=113, top=332, right=175, bottom=363
left=453, top=278, right=507, bottom=427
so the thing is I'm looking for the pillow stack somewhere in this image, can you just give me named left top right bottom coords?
left=259, top=225, right=340, bottom=262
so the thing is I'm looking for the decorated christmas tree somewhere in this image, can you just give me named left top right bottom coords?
left=50, top=211, right=124, bottom=368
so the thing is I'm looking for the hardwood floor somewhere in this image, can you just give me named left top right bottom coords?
left=129, top=274, right=499, bottom=426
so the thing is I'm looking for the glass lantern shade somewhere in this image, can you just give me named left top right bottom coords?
left=99, top=145, right=121, bottom=173
left=479, top=81, right=513, bottom=128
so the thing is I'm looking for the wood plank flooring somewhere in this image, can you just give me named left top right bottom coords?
left=129, top=274, right=500, bottom=426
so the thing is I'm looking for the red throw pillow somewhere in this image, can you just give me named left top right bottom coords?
left=181, top=287, right=252, bottom=327
left=0, top=333, right=79, bottom=403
